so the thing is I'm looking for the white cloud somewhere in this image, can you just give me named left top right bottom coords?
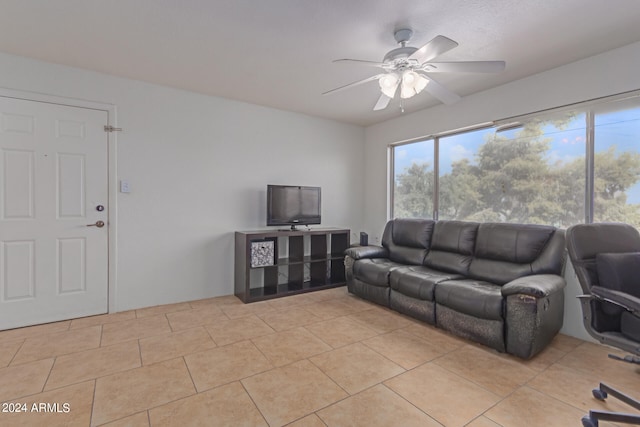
left=449, top=144, right=474, bottom=162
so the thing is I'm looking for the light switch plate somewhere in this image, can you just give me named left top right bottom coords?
left=120, top=180, right=131, bottom=193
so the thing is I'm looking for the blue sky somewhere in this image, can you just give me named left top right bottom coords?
left=394, top=107, right=640, bottom=203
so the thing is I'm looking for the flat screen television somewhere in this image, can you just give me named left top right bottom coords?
left=267, top=185, right=321, bottom=230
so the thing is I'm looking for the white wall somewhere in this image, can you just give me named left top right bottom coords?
left=363, top=41, right=640, bottom=340
left=0, top=52, right=365, bottom=312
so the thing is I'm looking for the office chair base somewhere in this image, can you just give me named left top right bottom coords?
left=608, top=353, right=640, bottom=364
left=581, top=383, right=640, bottom=427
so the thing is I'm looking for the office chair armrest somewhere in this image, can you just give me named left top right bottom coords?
left=502, top=274, right=566, bottom=298
left=590, top=286, right=640, bottom=314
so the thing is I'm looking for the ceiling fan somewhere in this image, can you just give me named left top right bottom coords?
left=323, top=28, right=505, bottom=111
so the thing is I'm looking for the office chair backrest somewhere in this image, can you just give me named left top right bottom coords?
left=566, top=223, right=640, bottom=291
left=566, top=222, right=640, bottom=336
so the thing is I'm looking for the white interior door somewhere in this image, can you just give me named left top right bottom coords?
left=0, top=96, right=109, bottom=330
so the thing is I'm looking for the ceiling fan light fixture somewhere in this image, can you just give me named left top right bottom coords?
left=400, top=71, right=418, bottom=98
left=413, top=73, right=429, bottom=94
left=378, top=73, right=399, bottom=98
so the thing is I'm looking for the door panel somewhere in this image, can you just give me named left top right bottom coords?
left=0, top=97, right=109, bottom=330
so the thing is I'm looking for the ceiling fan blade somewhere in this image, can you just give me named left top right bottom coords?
left=419, top=74, right=461, bottom=105
left=322, top=74, right=385, bottom=95
left=373, top=94, right=392, bottom=111
left=409, top=35, right=458, bottom=64
left=423, top=61, right=506, bottom=73
left=333, top=59, right=386, bottom=68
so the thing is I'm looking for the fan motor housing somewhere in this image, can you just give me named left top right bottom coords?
left=383, top=46, right=419, bottom=66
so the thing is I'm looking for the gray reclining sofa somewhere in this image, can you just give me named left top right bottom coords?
left=345, top=218, right=566, bottom=359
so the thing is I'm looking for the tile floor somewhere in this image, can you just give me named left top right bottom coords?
left=0, top=286, right=639, bottom=426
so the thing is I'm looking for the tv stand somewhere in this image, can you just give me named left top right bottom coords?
left=234, top=228, right=350, bottom=303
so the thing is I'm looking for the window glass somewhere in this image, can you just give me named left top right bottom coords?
left=392, top=139, right=434, bottom=218
left=439, top=114, right=586, bottom=226
left=593, top=100, right=640, bottom=228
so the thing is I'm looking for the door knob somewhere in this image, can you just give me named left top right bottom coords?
left=87, top=220, right=105, bottom=228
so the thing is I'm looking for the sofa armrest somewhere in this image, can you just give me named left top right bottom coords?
left=502, top=274, right=566, bottom=298
left=503, top=274, right=566, bottom=359
left=344, top=245, right=389, bottom=260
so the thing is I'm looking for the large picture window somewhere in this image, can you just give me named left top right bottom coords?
left=390, top=92, right=640, bottom=228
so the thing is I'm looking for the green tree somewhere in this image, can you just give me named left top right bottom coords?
left=394, top=162, right=433, bottom=218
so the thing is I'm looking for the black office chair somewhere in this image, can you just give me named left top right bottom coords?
left=566, top=223, right=640, bottom=427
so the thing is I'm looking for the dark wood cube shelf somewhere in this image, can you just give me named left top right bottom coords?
left=234, top=228, right=350, bottom=303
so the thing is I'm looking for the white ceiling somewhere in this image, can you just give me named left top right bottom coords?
left=1, top=0, right=640, bottom=126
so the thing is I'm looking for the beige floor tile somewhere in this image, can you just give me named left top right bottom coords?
left=346, top=307, right=412, bottom=334
left=310, top=342, right=405, bottom=394
left=484, top=386, right=585, bottom=426
left=101, top=315, right=172, bottom=347
left=309, top=287, right=349, bottom=301
left=139, top=326, right=216, bottom=365
left=11, top=326, right=102, bottom=365
left=317, top=384, right=442, bottom=427
left=362, top=329, right=443, bottom=369
left=1, top=380, right=94, bottom=427
left=220, top=300, right=276, bottom=319
left=242, top=359, right=348, bottom=426
left=465, top=416, right=502, bottom=427
left=165, top=306, right=229, bottom=331
left=251, top=327, right=332, bottom=367
left=205, top=314, right=275, bottom=346
left=135, top=302, right=192, bottom=318
left=549, top=332, right=585, bottom=353
left=385, top=363, right=501, bottom=427
left=434, top=344, right=538, bottom=397
left=266, top=293, right=318, bottom=311
left=338, top=294, right=378, bottom=311
left=305, top=316, right=378, bottom=348
left=92, top=358, right=196, bottom=425
left=0, top=358, right=53, bottom=402
left=513, top=341, right=567, bottom=372
left=45, top=341, right=141, bottom=390
left=100, top=411, right=149, bottom=427
left=184, top=340, right=273, bottom=392
left=259, top=307, right=323, bottom=331
left=286, top=413, right=327, bottom=427
left=188, top=295, right=243, bottom=310
left=69, top=311, right=136, bottom=330
left=528, top=362, right=638, bottom=413
left=303, top=299, right=360, bottom=320
left=0, top=321, right=70, bottom=344
left=558, top=341, right=640, bottom=395
left=149, top=381, right=268, bottom=427
left=400, top=321, right=467, bottom=352
left=0, top=340, right=22, bottom=367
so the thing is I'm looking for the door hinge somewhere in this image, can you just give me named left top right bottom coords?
left=104, top=125, right=123, bottom=132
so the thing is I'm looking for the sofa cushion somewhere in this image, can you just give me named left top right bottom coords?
left=424, top=221, right=478, bottom=275
left=468, top=259, right=533, bottom=286
left=382, top=219, right=434, bottom=265
left=430, top=220, right=478, bottom=254
left=353, top=258, right=405, bottom=287
left=474, top=223, right=554, bottom=263
left=389, top=266, right=463, bottom=301
left=435, top=279, right=504, bottom=321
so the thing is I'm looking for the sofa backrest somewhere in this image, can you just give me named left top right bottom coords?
left=424, top=220, right=479, bottom=275
left=382, top=218, right=434, bottom=265
left=468, top=223, right=565, bottom=285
